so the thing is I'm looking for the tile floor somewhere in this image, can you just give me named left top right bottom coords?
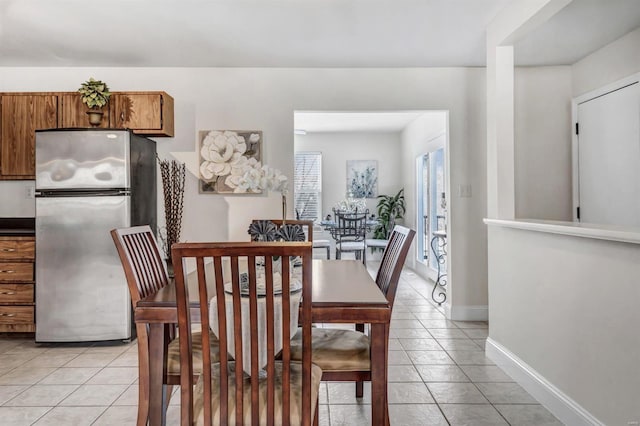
left=0, top=264, right=564, bottom=425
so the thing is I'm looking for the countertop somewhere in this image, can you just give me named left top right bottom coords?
left=0, top=218, right=35, bottom=236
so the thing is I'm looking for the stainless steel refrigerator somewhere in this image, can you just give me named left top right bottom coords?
left=35, top=129, right=156, bottom=342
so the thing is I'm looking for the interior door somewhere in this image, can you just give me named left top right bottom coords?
left=577, top=82, right=640, bottom=226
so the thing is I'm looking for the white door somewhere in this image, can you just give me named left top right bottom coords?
left=577, top=82, right=640, bottom=226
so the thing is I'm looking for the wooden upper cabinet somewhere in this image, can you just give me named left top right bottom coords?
left=111, top=92, right=174, bottom=137
left=1, top=95, right=57, bottom=178
left=60, top=94, right=110, bottom=128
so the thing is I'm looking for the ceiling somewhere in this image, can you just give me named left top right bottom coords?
left=1, top=0, right=637, bottom=68
left=0, top=0, right=512, bottom=67
left=514, top=0, right=640, bottom=66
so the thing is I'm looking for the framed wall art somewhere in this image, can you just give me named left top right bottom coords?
left=346, top=160, right=378, bottom=198
left=198, top=130, right=262, bottom=193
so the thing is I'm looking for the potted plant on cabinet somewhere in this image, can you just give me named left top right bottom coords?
left=78, top=78, right=111, bottom=126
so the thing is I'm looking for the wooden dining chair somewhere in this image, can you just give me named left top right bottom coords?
left=110, top=225, right=222, bottom=426
left=171, top=241, right=322, bottom=425
left=290, top=225, right=415, bottom=397
left=332, top=209, right=368, bottom=263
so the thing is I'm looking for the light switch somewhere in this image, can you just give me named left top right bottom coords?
left=457, top=184, right=472, bottom=198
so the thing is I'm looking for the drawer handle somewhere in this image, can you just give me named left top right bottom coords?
left=0, top=313, right=16, bottom=317
left=0, top=291, right=16, bottom=295
left=1, top=248, right=16, bottom=252
left=0, top=270, right=15, bottom=274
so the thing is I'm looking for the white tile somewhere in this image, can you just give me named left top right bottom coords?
left=389, top=404, right=448, bottom=426
left=33, top=406, right=106, bottom=426
left=440, top=404, right=509, bottom=426
left=85, top=367, right=137, bottom=385
left=0, top=406, right=51, bottom=425
left=0, top=368, right=57, bottom=385
left=4, top=385, right=78, bottom=407
left=38, top=368, right=100, bottom=385
left=0, top=385, right=28, bottom=405
left=495, top=404, right=564, bottom=426
left=387, top=382, right=434, bottom=403
left=64, top=353, right=119, bottom=368
left=92, top=405, right=138, bottom=426
left=59, top=384, right=128, bottom=406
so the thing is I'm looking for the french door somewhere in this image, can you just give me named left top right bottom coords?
left=417, top=143, right=446, bottom=271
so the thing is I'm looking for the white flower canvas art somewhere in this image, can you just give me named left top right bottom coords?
left=199, top=130, right=262, bottom=193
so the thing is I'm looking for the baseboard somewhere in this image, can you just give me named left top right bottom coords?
left=444, top=304, right=488, bottom=321
left=485, top=338, right=604, bottom=426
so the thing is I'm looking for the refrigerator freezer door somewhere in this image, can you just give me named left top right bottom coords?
left=35, top=195, right=132, bottom=342
left=35, top=130, right=130, bottom=190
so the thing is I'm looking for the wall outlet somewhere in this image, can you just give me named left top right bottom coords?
left=457, top=184, right=472, bottom=198
left=26, top=186, right=35, bottom=199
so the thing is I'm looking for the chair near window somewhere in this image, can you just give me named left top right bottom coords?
left=332, top=209, right=368, bottom=264
left=290, top=225, right=416, bottom=397
left=171, top=241, right=321, bottom=425
left=110, top=226, right=222, bottom=426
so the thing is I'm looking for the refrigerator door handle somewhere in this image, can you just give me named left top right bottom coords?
left=35, top=189, right=131, bottom=198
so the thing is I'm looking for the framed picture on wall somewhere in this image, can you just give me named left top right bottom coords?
left=346, top=160, right=378, bottom=198
left=198, top=130, right=262, bottom=193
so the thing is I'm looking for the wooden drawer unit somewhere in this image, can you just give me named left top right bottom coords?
left=0, top=263, right=33, bottom=281
left=0, top=236, right=35, bottom=332
left=0, top=240, right=35, bottom=260
left=0, top=284, right=34, bottom=304
left=0, top=306, right=34, bottom=325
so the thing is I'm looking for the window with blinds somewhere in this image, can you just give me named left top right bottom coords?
left=294, top=152, right=322, bottom=221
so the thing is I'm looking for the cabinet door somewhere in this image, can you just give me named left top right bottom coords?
left=1, top=95, right=58, bottom=177
left=112, top=93, right=162, bottom=130
left=60, top=94, right=110, bottom=128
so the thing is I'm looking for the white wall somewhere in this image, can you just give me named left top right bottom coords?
left=0, top=67, right=488, bottom=315
left=572, top=27, right=640, bottom=97
left=514, top=66, right=572, bottom=221
left=487, top=224, right=640, bottom=425
left=294, top=131, right=402, bottom=218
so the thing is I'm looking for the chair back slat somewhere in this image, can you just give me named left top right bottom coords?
left=248, top=255, right=260, bottom=425
left=171, top=241, right=313, bottom=425
left=212, top=256, right=228, bottom=425
left=111, top=226, right=169, bottom=304
left=375, top=226, right=416, bottom=309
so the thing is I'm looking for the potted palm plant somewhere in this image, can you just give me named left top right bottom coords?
left=373, top=188, right=406, bottom=240
left=78, top=78, right=111, bottom=125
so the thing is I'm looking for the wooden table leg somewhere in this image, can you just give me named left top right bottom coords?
left=370, top=323, right=389, bottom=426
left=148, top=323, right=168, bottom=426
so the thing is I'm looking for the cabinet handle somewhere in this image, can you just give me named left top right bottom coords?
left=0, top=270, right=15, bottom=274
left=0, top=291, right=16, bottom=295
left=1, top=248, right=16, bottom=252
left=0, top=313, right=16, bottom=317
left=120, top=112, right=125, bottom=122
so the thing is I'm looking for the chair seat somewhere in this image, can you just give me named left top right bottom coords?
left=193, top=361, right=323, bottom=426
left=290, top=327, right=370, bottom=372
left=337, top=241, right=365, bottom=251
left=167, top=330, right=222, bottom=375
left=365, top=239, right=388, bottom=248
left=312, top=239, right=331, bottom=248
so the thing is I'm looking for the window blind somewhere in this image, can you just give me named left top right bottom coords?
left=294, top=152, right=322, bottom=221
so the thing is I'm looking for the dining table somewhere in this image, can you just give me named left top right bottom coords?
left=134, top=259, right=391, bottom=426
